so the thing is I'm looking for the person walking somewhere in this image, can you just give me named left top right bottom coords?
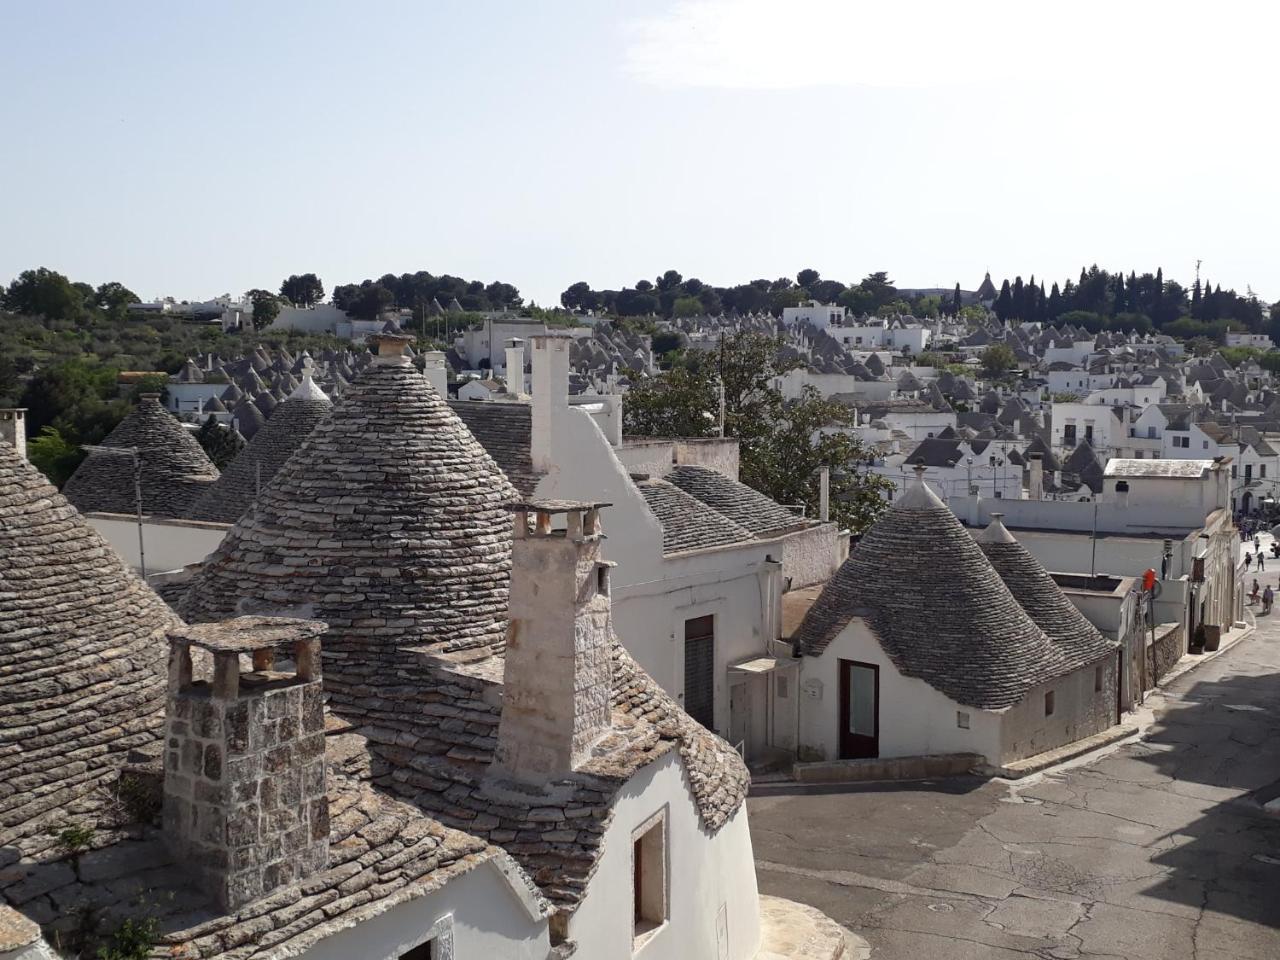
left=1258, top=551, right=1266, bottom=572
left=1245, top=552, right=1253, bottom=571
left=1264, top=585, right=1274, bottom=614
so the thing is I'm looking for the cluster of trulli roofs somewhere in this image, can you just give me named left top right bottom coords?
left=0, top=328, right=1158, bottom=959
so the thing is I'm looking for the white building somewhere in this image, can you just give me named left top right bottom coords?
left=781, top=300, right=847, bottom=330
left=787, top=473, right=1118, bottom=768
left=1225, top=332, right=1274, bottom=349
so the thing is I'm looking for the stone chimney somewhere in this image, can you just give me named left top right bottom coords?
left=494, top=500, right=614, bottom=781
left=163, top=616, right=329, bottom=912
left=368, top=332, right=413, bottom=367
left=0, top=409, right=27, bottom=461
left=504, top=338, right=525, bottom=397
left=422, top=350, right=448, bottom=397
left=1028, top=453, right=1044, bottom=500
left=530, top=334, right=571, bottom=472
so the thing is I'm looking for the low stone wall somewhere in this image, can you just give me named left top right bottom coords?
left=1147, top=622, right=1184, bottom=685
left=793, top=753, right=983, bottom=784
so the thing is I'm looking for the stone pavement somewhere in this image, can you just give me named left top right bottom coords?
left=749, top=621, right=1280, bottom=958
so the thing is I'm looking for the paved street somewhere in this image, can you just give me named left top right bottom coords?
left=750, top=615, right=1280, bottom=959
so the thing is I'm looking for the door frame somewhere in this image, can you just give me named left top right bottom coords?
left=837, top=659, right=880, bottom=760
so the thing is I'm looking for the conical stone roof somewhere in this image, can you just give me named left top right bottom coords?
left=0, top=440, right=178, bottom=840
left=975, top=515, right=1117, bottom=670
left=178, top=336, right=518, bottom=712
left=187, top=373, right=333, bottom=524
left=62, top=395, right=220, bottom=518
left=793, top=472, right=1069, bottom=709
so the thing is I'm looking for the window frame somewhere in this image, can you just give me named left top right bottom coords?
left=632, top=807, right=670, bottom=953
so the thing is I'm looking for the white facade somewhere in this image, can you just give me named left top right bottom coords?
left=565, top=751, right=761, bottom=960
left=1048, top=401, right=1124, bottom=457
left=1226, top=332, right=1274, bottom=349
left=781, top=301, right=846, bottom=330
left=795, top=618, right=1117, bottom=766
left=827, top=321, right=930, bottom=354
left=297, top=856, right=549, bottom=960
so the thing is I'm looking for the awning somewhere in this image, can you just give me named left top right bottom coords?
left=729, top=656, right=796, bottom=675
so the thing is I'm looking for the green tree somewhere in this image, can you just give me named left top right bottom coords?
left=796, top=268, right=821, bottom=289
left=26, top=426, right=86, bottom=487
left=195, top=415, right=245, bottom=468
left=623, top=333, right=890, bottom=533
left=4, top=267, right=85, bottom=322
left=247, top=289, right=280, bottom=328
left=672, top=296, right=704, bottom=318
left=279, top=273, right=324, bottom=307
left=980, top=343, right=1017, bottom=378
left=95, top=281, right=138, bottom=322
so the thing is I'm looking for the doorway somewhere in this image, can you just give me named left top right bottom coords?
left=838, top=659, right=879, bottom=759
left=683, top=615, right=715, bottom=731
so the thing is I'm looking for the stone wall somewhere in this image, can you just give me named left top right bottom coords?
left=163, top=675, right=328, bottom=910
left=1147, top=623, right=1184, bottom=685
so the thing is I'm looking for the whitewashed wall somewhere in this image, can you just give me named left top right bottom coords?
left=86, top=513, right=230, bottom=574
left=797, top=619, right=1003, bottom=763
left=997, top=658, right=1117, bottom=764
left=297, top=856, right=549, bottom=960
left=566, top=751, right=761, bottom=960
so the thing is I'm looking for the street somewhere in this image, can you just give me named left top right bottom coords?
left=749, top=610, right=1280, bottom=958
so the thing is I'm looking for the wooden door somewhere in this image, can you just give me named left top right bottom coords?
left=838, top=659, right=879, bottom=759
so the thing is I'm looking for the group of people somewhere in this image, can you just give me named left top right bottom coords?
left=1251, top=578, right=1275, bottom=614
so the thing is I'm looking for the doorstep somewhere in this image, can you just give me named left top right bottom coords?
left=994, top=722, right=1139, bottom=779
left=756, top=895, right=869, bottom=960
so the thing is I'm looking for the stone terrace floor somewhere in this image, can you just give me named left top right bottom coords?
left=749, top=616, right=1280, bottom=959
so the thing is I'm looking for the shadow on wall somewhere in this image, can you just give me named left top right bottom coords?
left=1118, top=665, right=1280, bottom=929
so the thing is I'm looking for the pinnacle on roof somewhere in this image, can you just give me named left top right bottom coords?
left=975, top=514, right=1117, bottom=670
left=178, top=333, right=519, bottom=711
left=0, top=439, right=179, bottom=840
left=187, top=369, right=331, bottom=524
left=62, top=394, right=220, bottom=518
left=793, top=468, right=1069, bottom=709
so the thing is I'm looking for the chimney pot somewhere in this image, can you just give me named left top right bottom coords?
left=368, top=333, right=414, bottom=365
left=0, top=409, right=28, bottom=461
left=163, top=616, right=329, bottom=912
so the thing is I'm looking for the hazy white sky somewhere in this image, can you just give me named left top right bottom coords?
left=2, top=0, right=1277, bottom=307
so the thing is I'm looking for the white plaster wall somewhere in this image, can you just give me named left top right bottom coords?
left=567, top=751, right=761, bottom=960
left=297, top=858, right=549, bottom=960
left=798, top=619, right=1002, bottom=763
left=998, top=658, right=1118, bottom=764
left=616, top=440, right=677, bottom=478
left=86, top=513, right=230, bottom=574
left=268, top=304, right=349, bottom=333
left=672, top=439, right=740, bottom=480
left=166, top=383, right=226, bottom=414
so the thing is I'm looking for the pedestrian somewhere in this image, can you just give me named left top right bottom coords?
left=1252, top=579, right=1261, bottom=603
left=1259, top=551, right=1266, bottom=572
left=1245, top=552, right=1253, bottom=571
left=1255, top=535, right=1261, bottom=552
left=1265, top=585, right=1274, bottom=614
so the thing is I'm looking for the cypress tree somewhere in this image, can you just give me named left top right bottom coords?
left=951, top=283, right=962, bottom=316
left=995, top=280, right=1014, bottom=321
left=1114, top=274, right=1126, bottom=314
left=1012, top=276, right=1025, bottom=321
left=1191, top=279, right=1202, bottom=318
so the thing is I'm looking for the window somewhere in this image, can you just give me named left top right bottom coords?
left=1063, top=424, right=1077, bottom=446
left=1095, top=666, right=1103, bottom=693
left=633, top=809, right=668, bottom=950
left=1044, top=691, right=1055, bottom=717
left=1263, top=466, right=1269, bottom=479
left=1147, top=426, right=1157, bottom=439
left=1246, top=464, right=1253, bottom=481
left=956, top=711, right=970, bottom=729
left=597, top=564, right=610, bottom=596
left=1232, top=465, right=1238, bottom=479
left=1084, top=424, right=1094, bottom=443
left=1202, top=440, right=1209, bottom=449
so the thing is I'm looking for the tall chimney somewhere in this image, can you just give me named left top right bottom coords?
left=530, top=334, right=571, bottom=473
left=1028, top=453, right=1044, bottom=500
left=368, top=333, right=413, bottom=367
left=504, top=337, right=525, bottom=397
left=422, top=350, right=448, bottom=397
left=493, top=501, right=614, bottom=781
left=163, top=616, right=329, bottom=911
left=0, top=409, right=27, bottom=461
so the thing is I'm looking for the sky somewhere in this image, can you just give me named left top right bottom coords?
left=2, top=0, right=1278, bottom=308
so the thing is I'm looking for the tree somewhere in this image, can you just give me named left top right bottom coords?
left=26, top=426, right=85, bottom=487
left=4, top=268, right=85, bottom=322
left=796, top=268, right=821, bottom=289
left=951, top=284, right=962, bottom=316
left=195, top=415, right=245, bottom=469
left=246, top=289, right=281, bottom=328
left=672, top=296, right=704, bottom=318
left=623, top=333, right=890, bottom=533
left=981, top=343, right=1017, bottom=378
left=994, top=280, right=1014, bottom=321
left=95, top=281, right=138, bottom=322
left=279, top=273, right=324, bottom=308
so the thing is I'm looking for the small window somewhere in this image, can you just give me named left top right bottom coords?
left=633, top=809, right=668, bottom=949
left=1095, top=666, right=1103, bottom=693
left=597, top=564, right=610, bottom=596
left=956, top=711, right=970, bottom=729
left=1202, top=440, right=1209, bottom=449
left=1263, top=466, right=1268, bottom=479
left=400, top=941, right=433, bottom=960
left=1044, top=691, right=1055, bottom=717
